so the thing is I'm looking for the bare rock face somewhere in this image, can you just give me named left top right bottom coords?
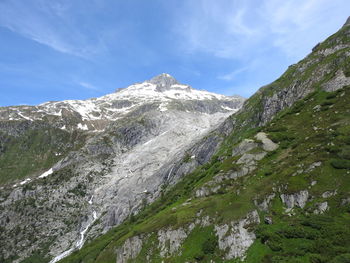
left=158, top=228, right=188, bottom=257
left=215, top=210, right=260, bottom=260
left=232, top=139, right=258, bottom=156
left=255, top=193, right=276, bottom=212
left=255, top=132, right=278, bottom=152
left=322, top=70, right=350, bottom=92
left=280, top=190, right=309, bottom=212
left=116, top=236, right=144, bottom=263
left=314, top=202, right=329, bottom=215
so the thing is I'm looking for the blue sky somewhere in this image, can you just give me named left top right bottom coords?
left=0, top=0, right=349, bottom=106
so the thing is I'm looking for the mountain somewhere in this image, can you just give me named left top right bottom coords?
left=0, top=74, right=244, bottom=262
left=50, top=17, right=350, bottom=263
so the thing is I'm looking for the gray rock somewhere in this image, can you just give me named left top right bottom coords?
left=264, top=216, right=273, bottom=225
left=313, top=202, right=328, bottom=214
left=255, top=132, right=278, bottom=152
left=237, top=152, right=267, bottom=165
left=116, top=235, right=144, bottom=263
left=232, top=139, right=258, bottom=156
left=322, top=70, right=350, bottom=92
left=215, top=210, right=260, bottom=260
left=341, top=197, right=350, bottom=206
left=158, top=228, right=187, bottom=257
left=255, top=193, right=276, bottom=212
left=322, top=190, right=337, bottom=198
left=280, top=190, right=309, bottom=211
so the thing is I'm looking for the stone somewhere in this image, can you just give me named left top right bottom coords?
left=255, top=132, right=278, bottom=152
left=215, top=210, right=260, bottom=260
left=232, top=139, right=258, bottom=157
left=264, top=216, right=273, bottom=225
left=158, top=228, right=187, bottom=257
left=280, top=190, right=309, bottom=211
left=116, top=235, right=144, bottom=263
left=313, top=202, right=328, bottom=214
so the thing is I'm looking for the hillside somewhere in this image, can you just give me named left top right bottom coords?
left=0, top=74, right=244, bottom=263
left=57, top=18, right=350, bottom=263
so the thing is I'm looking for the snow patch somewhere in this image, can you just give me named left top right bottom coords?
left=18, top=112, right=33, bottom=121
left=39, top=168, right=53, bottom=179
left=20, top=178, right=31, bottom=185
left=159, top=103, right=168, bottom=112
left=77, top=123, right=89, bottom=130
left=221, top=105, right=235, bottom=111
left=88, top=196, right=93, bottom=205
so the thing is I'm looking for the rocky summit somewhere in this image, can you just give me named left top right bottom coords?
left=1, top=17, right=350, bottom=263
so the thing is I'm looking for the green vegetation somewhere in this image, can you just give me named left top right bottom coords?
left=0, top=124, right=87, bottom=185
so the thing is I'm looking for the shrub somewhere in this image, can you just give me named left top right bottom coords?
left=269, top=132, right=295, bottom=143
left=321, top=100, right=335, bottom=106
left=326, top=93, right=338, bottom=99
left=331, top=159, right=350, bottom=169
left=202, top=235, right=218, bottom=254
left=330, top=253, right=350, bottom=263
left=339, top=146, right=350, bottom=160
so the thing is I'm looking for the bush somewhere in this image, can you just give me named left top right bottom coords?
left=331, top=159, right=350, bottom=169
left=310, top=254, right=328, bottom=263
left=326, top=93, right=338, bottom=99
left=321, top=100, right=335, bottom=106
left=202, top=235, right=218, bottom=254
left=330, top=254, right=350, bottom=263
left=269, top=132, right=295, bottom=143
left=339, top=146, right=350, bottom=160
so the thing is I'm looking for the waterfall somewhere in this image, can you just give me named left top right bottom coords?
left=49, top=210, right=98, bottom=263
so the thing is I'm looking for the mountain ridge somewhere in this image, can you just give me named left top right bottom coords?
left=0, top=73, right=243, bottom=126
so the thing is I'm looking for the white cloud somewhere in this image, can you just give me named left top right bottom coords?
left=172, top=0, right=349, bottom=61
left=218, top=66, right=248, bottom=81
left=0, top=0, right=105, bottom=59
left=79, top=82, right=99, bottom=91
left=172, top=0, right=262, bottom=59
left=259, top=0, right=348, bottom=59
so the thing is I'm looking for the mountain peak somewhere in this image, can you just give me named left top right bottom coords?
left=148, top=73, right=179, bottom=90
left=343, top=16, right=350, bottom=27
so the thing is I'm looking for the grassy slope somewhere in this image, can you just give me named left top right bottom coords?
left=0, top=123, right=87, bottom=185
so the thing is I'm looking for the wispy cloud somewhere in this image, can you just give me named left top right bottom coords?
left=170, top=0, right=349, bottom=93
left=259, top=0, right=343, bottom=59
left=172, top=0, right=349, bottom=61
left=0, top=0, right=106, bottom=59
left=172, top=0, right=261, bottom=59
left=218, top=66, right=249, bottom=81
left=79, top=81, right=99, bottom=91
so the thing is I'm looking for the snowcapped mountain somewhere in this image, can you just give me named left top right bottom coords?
left=0, top=73, right=245, bottom=262
left=0, top=73, right=243, bottom=131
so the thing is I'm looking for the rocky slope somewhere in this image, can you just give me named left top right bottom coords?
left=0, top=74, right=244, bottom=263
left=57, top=18, right=350, bottom=263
